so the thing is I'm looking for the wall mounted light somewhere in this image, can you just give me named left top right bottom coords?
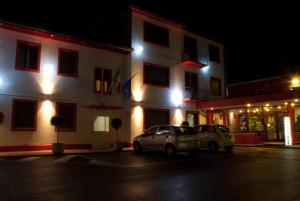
left=171, top=89, right=183, bottom=107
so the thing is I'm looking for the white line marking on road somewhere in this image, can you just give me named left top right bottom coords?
left=19, top=156, right=41, bottom=162
left=54, top=155, right=77, bottom=163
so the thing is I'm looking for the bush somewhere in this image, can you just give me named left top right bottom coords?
left=51, top=115, right=64, bottom=128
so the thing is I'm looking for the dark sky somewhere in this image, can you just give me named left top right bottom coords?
left=2, top=1, right=300, bottom=84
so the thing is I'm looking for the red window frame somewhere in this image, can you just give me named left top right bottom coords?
left=58, top=48, right=79, bottom=77
left=56, top=102, right=77, bottom=131
left=15, top=40, right=41, bottom=72
left=143, top=108, right=170, bottom=130
left=11, top=99, right=38, bottom=131
left=143, top=62, right=170, bottom=88
left=210, top=77, right=222, bottom=96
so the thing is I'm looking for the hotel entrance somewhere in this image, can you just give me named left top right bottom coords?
left=265, top=112, right=286, bottom=142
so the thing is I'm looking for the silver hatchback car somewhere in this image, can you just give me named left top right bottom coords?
left=194, top=124, right=235, bottom=152
left=133, top=125, right=201, bottom=156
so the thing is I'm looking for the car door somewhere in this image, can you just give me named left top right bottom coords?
left=152, top=126, right=172, bottom=151
left=197, top=125, right=209, bottom=147
left=140, top=126, right=158, bottom=150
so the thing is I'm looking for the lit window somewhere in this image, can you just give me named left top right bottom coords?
left=94, top=67, right=112, bottom=94
left=94, top=116, right=110, bottom=132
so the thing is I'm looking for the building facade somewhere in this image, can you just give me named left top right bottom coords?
left=199, top=76, right=300, bottom=145
left=0, top=7, right=225, bottom=150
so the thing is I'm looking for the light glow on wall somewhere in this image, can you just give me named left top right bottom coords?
left=174, top=109, right=184, bottom=126
left=171, top=89, right=183, bottom=106
left=132, top=106, right=143, bottom=137
left=284, top=116, right=292, bottom=145
left=41, top=100, right=55, bottom=119
left=41, top=78, right=55, bottom=95
left=134, top=45, right=144, bottom=56
left=0, top=77, right=3, bottom=85
left=133, top=87, right=143, bottom=102
left=201, top=66, right=210, bottom=73
left=38, top=63, right=57, bottom=95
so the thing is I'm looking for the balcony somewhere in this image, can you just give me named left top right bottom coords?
left=181, top=52, right=209, bottom=68
left=183, top=88, right=210, bottom=103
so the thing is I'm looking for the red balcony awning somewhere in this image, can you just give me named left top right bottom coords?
left=181, top=60, right=208, bottom=68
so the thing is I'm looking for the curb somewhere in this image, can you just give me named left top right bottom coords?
left=0, top=148, right=115, bottom=158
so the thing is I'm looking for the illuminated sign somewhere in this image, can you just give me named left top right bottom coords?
left=284, top=116, right=292, bottom=145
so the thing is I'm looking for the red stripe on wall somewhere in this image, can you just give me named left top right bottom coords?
left=0, top=144, right=92, bottom=152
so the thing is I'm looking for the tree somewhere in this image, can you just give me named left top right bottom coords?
left=51, top=115, right=64, bottom=143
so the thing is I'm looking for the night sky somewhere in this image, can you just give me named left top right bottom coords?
left=2, top=1, right=300, bottom=84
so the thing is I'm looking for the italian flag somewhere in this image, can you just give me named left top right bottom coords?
left=112, top=68, right=121, bottom=94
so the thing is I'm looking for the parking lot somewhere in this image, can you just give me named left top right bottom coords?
left=1, top=147, right=300, bottom=201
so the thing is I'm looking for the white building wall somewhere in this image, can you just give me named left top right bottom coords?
left=129, top=11, right=225, bottom=140
left=0, top=27, right=129, bottom=148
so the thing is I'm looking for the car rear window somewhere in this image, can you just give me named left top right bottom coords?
left=218, top=126, right=230, bottom=132
left=175, top=126, right=196, bottom=135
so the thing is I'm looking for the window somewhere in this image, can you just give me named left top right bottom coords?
left=144, top=108, right=170, bottom=130
left=210, top=77, right=222, bottom=96
left=58, top=48, right=78, bottom=77
left=209, top=44, right=220, bottom=63
left=186, top=111, right=199, bottom=127
left=56, top=102, right=76, bottom=131
left=144, top=22, right=169, bottom=47
left=16, top=40, right=41, bottom=72
left=157, top=126, right=171, bottom=135
left=144, top=63, right=169, bottom=87
left=295, top=107, right=300, bottom=132
left=12, top=99, right=37, bottom=131
left=94, top=116, right=109, bottom=132
left=185, top=71, right=198, bottom=91
left=183, top=35, right=198, bottom=62
left=94, top=67, right=112, bottom=94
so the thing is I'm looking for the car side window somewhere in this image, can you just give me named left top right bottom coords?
left=157, top=126, right=171, bottom=135
left=144, top=126, right=158, bottom=136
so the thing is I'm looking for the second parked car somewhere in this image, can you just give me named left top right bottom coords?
left=194, top=124, right=235, bottom=152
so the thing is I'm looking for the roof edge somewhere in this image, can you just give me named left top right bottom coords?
left=0, top=20, right=133, bottom=55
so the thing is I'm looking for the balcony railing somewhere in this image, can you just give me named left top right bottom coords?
left=181, top=52, right=209, bottom=68
left=183, top=88, right=210, bottom=102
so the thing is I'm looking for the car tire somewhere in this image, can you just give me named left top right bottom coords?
left=208, top=142, right=219, bottom=153
left=133, top=142, right=142, bottom=154
left=225, top=146, right=234, bottom=152
left=165, top=144, right=176, bottom=157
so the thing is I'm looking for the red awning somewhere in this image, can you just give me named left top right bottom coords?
left=181, top=60, right=207, bottom=69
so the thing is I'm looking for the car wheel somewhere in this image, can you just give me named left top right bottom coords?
left=225, top=146, right=233, bottom=152
left=165, top=144, right=176, bottom=157
left=208, top=142, right=219, bottom=153
left=133, top=142, right=142, bottom=154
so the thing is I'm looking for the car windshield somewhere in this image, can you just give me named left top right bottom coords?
left=217, top=125, right=230, bottom=133
left=175, top=126, right=196, bottom=135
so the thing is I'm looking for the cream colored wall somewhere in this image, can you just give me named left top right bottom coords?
left=0, top=28, right=128, bottom=148
left=129, top=11, right=224, bottom=140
